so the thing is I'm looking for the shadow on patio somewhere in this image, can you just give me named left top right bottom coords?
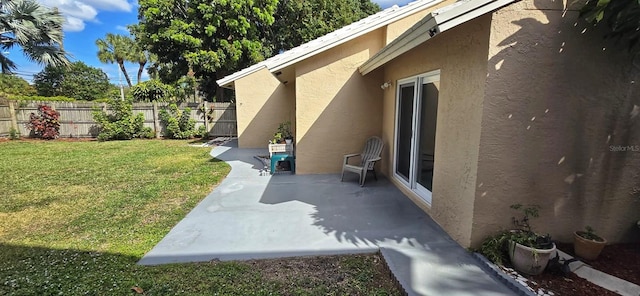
left=139, top=140, right=515, bottom=295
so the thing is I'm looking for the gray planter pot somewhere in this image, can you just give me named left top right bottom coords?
left=508, top=241, right=556, bottom=275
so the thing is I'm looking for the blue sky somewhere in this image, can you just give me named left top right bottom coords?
left=6, top=0, right=412, bottom=84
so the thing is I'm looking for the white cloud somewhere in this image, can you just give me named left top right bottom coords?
left=80, top=0, right=132, bottom=12
left=38, top=0, right=133, bottom=32
left=64, top=17, right=86, bottom=32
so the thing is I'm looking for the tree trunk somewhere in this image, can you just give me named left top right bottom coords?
left=118, top=61, right=132, bottom=87
left=137, top=62, right=145, bottom=84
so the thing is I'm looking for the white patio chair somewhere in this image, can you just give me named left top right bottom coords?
left=341, top=136, right=384, bottom=186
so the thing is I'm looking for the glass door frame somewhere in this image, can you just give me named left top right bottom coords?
left=392, top=69, right=440, bottom=205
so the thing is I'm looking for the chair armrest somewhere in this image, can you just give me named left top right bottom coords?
left=363, top=157, right=382, bottom=169
left=343, top=153, right=361, bottom=165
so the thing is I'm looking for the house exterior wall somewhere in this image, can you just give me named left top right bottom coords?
left=380, top=15, right=492, bottom=247
left=471, top=0, right=640, bottom=247
left=234, top=68, right=295, bottom=148
left=294, top=29, right=385, bottom=174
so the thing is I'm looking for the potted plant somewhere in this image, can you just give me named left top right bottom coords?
left=480, top=205, right=556, bottom=275
left=574, top=226, right=607, bottom=261
left=506, top=204, right=556, bottom=275
left=277, top=121, right=293, bottom=144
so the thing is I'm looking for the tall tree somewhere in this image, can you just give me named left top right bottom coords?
left=33, top=61, right=111, bottom=100
left=0, top=0, right=69, bottom=73
left=0, top=73, right=35, bottom=96
left=136, top=0, right=278, bottom=101
left=95, top=33, right=135, bottom=87
left=267, top=0, right=380, bottom=54
left=127, top=24, right=150, bottom=84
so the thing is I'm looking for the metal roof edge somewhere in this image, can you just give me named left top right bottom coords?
left=268, top=0, right=446, bottom=73
left=216, top=64, right=267, bottom=88
left=216, top=0, right=447, bottom=86
left=359, top=0, right=519, bottom=75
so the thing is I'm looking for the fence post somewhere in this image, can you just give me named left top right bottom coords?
left=152, top=101, right=160, bottom=139
left=8, top=101, right=18, bottom=131
left=203, top=101, right=209, bottom=133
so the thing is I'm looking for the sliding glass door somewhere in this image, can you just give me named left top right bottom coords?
left=394, top=70, right=440, bottom=204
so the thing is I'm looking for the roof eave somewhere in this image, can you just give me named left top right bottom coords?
left=359, top=0, right=520, bottom=75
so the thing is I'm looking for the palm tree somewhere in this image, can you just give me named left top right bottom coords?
left=0, top=0, right=70, bottom=73
left=131, top=44, right=148, bottom=84
left=95, top=33, right=134, bottom=87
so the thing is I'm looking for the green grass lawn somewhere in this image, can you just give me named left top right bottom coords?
left=0, top=139, right=401, bottom=295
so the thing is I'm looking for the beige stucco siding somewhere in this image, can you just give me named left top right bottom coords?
left=294, top=29, right=385, bottom=174
left=473, top=0, right=640, bottom=247
left=380, top=15, right=492, bottom=247
left=235, top=68, right=295, bottom=148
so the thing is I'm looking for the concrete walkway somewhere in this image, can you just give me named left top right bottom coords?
left=139, top=140, right=515, bottom=296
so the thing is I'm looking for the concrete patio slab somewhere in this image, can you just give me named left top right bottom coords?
left=139, top=140, right=515, bottom=296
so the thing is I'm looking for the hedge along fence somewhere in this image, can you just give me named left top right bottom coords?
left=0, top=100, right=237, bottom=138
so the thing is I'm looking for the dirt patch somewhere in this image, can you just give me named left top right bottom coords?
left=232, top=253, right=403, bottom=295
left=557, top=243, right=640, bottom=286
left=512, top=243, right=640, bottom=295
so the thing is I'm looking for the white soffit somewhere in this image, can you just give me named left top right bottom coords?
left=216, top=0, right=446, bottom=88
left=359, top=0, right=519, bottom=75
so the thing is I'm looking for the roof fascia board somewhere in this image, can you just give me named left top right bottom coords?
left=216, top=64, right=267, bottom=88
left=359, top=0, right=517, bottom=75
left=436, top=0, right=516, bottom=32
left=359, top=16, right=438, bottom=75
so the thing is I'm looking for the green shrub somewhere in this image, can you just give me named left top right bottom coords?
left=92, top=99, right=153, bottom=141
left=196, top=125, right=209, bottom=138
left=8, top=127, right=20, bottom=140
left=159, top=104, right=196, bottom=139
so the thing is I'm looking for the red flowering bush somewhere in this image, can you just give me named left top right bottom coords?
left=26, top=105, right=60, bottom=139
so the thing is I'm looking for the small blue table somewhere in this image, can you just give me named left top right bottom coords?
left=270, top=154, right=295, bottom=174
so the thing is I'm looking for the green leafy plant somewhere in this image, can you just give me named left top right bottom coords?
left=270, top=121, right=293, bottom=144
left=479, top=204, right=553, bottom=265
left=159, top=104, right=196, bottom=139
left=508, top=204, right=552, bottom=249
left=92, top=99, right=153, bottom=141
left=196, top=125, right=209, bottom=139
left=278, top=121, right=293, bottom=139
left=8, top=127, right=20, bottom=140
left=131, top=79, right=174, bottom=102
left=26, top=105, right=60, bottom=140
left=577, top=226, right=605, bottom=242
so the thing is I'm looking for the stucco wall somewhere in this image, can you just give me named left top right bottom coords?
left=235, top=68, right=295, bottom=148
left=472, top=0, right=640, bottom=247
left=380, top=15, right=492, bottom=247
left=294, top=29, right=385, bottom=174
left=384, top=0, right=455, bottom=44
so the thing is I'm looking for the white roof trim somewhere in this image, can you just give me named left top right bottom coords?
left=359, top=0, right=518, bottom=75
left=216, top=0, right=446, bottom=88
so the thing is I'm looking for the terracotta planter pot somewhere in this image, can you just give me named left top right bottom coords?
left=508, top=241, right=556, bottom=275
left=574, top=231, right=607, bottom=261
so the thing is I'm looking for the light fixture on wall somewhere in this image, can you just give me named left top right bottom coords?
left=380, top=81, right=392, bottom=90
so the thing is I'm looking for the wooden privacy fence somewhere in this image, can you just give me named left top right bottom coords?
left=0, top=100, right=237, bottom=138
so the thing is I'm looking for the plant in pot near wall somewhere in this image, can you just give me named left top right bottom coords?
left=507, top=204, right=556, bottom=275
left=277, top=121, right=293, bottom=144
left=574, top=226, right=607, bottom=261
left=479, top=204, right=556, bottom=275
